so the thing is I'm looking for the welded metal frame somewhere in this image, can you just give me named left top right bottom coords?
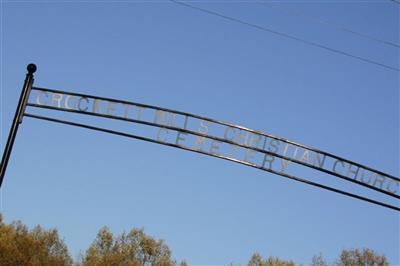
left=28, top=87, right=400, bottom=199
left=1, top=64, right=399, bottom=212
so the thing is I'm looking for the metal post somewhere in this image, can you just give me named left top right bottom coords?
left=0, top=64, right=37, bottom=187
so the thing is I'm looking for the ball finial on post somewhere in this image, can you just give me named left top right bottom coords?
left=27, top=63, right=37, bottom=74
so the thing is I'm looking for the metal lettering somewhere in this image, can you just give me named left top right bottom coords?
left=50, top=93, right=63, bottom=108
left=313, top=152, right=326, bottom=168
left=244, top=149, right=256, bottom=164
left=360, top=169, right=372, bottom=184
left=372, top=174, right=386, bottom=190
left=333, top=160, right=345, bottom=175
left=210, top=140, right=221, bottom=155
left=136, top=106, right=146, bottom=120
left=193, top=120, right=210, bottom=151
left=347, top=164, right=360, bottom=179
left=28, top=88, right=400, bottom=203
left=154, top=110, right=175, bottom=126
left=78, top=97, right=89, bottom=112
left=262, top=136, right=268, bottom=150
left=122, top=103, right=132, bottom=119
left=245, top=133, right=262, bottom=148
left=107, top=101, right=116, bottom=116
left=280, top=159, right=289, bottom=173
left=267, top=139, right=280, bottom=154
left=234, top=130, right=247, bottom=146
left=224, top=126, right=236, bottom=141
left=280, top=143, right=291, bottom=172
left=292, top=146, right=299, bottom=160
left=262, top=154, right=275, bottom=170
left=176, top=132, right=188, bottom=147
left=300, top=149, right=310, bottom=164
left=36, top=91, right=49, bottom=105
left=92, top=99, right=103, bottom=113
left=198, top=120, right=209, bottom=134
left=193, top=136, right=206, bottom=151
left=157, top=128, right=168, bottom=142
left=387, top=179, right=399, bottom=194
left=65, top=95, right=77, bottom=110
left=183, top=116, right=189, bottom=130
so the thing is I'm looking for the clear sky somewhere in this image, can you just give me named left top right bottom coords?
left=0, top=0, right=399, bottom=265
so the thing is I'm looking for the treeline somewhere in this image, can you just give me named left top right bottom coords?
left=0, top=214, right=389, bottom=266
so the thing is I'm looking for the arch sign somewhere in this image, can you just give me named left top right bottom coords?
left=1, top=65, right=399, bottom=211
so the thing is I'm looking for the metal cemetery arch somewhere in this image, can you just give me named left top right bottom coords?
left=1, top=64, right=399, bottom=212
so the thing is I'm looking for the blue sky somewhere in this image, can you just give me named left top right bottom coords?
left=0, top=0, right=399, bottom=265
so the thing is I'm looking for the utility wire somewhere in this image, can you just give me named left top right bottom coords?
left=262, top=1, right=400, bottom=48
left=170, top=0, right=399, bottom=72
left=389, top=0, right=400, bottom=5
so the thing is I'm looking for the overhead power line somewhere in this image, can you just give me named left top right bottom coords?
left=262, top=1, right=400, bottom=49
left=170, top=0, right=399, bottom=72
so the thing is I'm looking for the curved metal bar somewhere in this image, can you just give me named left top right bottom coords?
left=31, top=86, right=400, bottom=184
left=23, top=112, right=400, bottom=212
left=26, top=102, right=400, bottom=200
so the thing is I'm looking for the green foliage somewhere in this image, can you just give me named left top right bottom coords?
left=0, top=214, right=73, bottom=266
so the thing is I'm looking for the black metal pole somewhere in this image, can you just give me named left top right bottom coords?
left=0, top=64, right=36, bottom=188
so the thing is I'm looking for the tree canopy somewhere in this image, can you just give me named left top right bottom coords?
left=334, top=248, right=389, bottom=266
left=78, top=227, right=175, bottom=266
left=0, top=214, right=72, bottom=266
left=248, top=253, right=295, bottom=266
left=0, top=214, right=391, bottom=266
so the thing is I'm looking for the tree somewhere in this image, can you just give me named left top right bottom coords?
left=334, top=248, right=389, bottom=266
left=0, top=214, right=72, bottom=266
left=311, top=253, right=328, bottom=266
left=79, top=226, right=175, bottom=266
left=0, top=213, right=392, bottom=266
left=248, top=252, right=295, bottom=266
